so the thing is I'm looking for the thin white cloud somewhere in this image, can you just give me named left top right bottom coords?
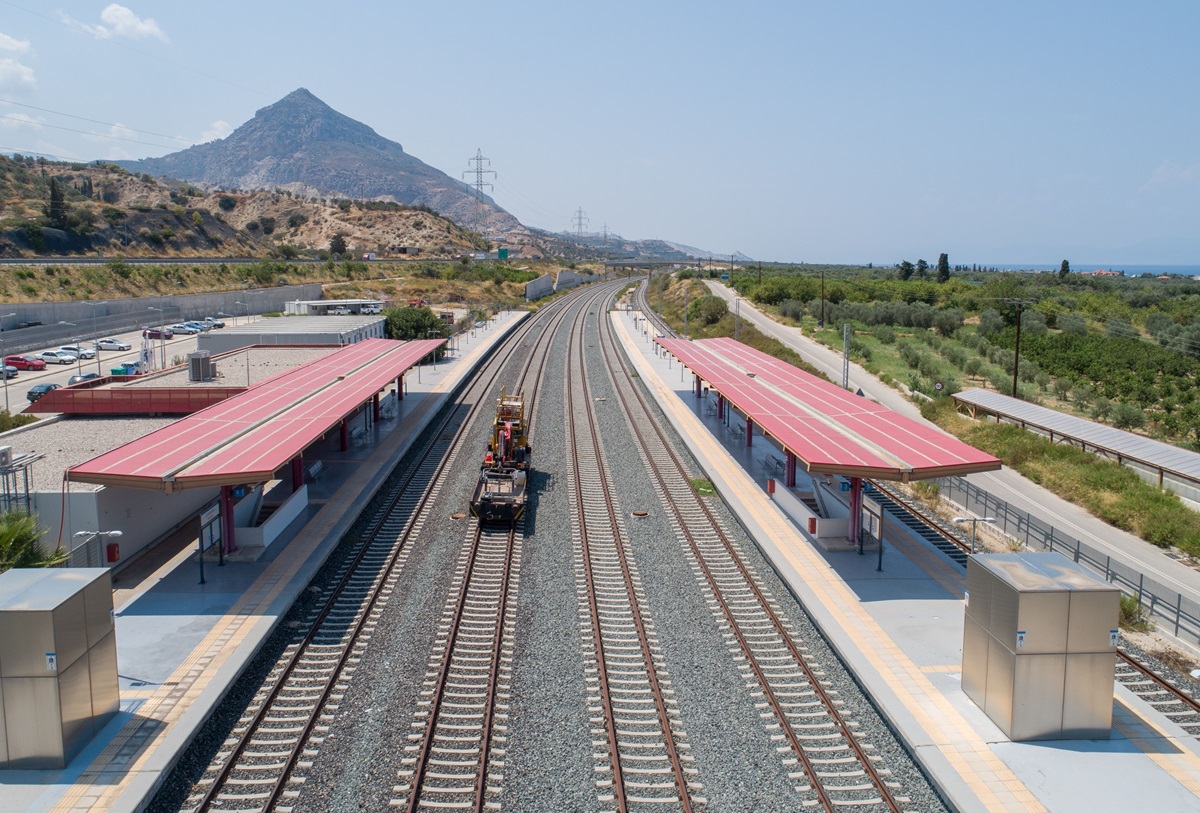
left=59, top=4, right=168, bottom=43
left=0, top=57, right=35, bottom=91
left=0, top=33, right=32, bottom=55
left=80, top=122, right=139, bottom=145
left=199, top=119, right=232, bottom=142
left=0, top=110, right=43, bottom=130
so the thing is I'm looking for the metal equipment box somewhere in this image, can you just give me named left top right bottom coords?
left=961, top=552, right=1119, bottom=741
left=0, top=568, right=117, bottom=768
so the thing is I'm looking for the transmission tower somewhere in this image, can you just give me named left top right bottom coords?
left=462, top=149, right=496, bottom=198
left=573, top=207, right=589, bottom=237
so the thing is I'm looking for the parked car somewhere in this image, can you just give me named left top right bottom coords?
left=37, top=350, right=78, bottom=365
left=361, top=305, right=382, bottom=315
left=1, top=365, right=16, bottom=380
left=26, top=383, right=60, bottom=403
left=169, top=323, right=200, bottom=335
left=183, top=321, right=212, bottom=332
left=143, top=326, right=174, bottom=339
left=203, top=316, right=225, bottom=328
left=67, top=372, right=101, bottom=386
left=94, top=337, right=131, bottom=351
left=58, top=344, right=96, bottom=359
left=329, top=306, right=351, bottom=315
left=5, top=355, right=45, bottom=371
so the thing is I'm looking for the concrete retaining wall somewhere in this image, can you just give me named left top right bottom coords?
left=554, top=268, right=587, bottom=292
left=524, top=274, right=553, bottom=301
left=0, top=283, right=324, bottom=354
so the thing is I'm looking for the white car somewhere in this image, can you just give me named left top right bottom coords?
left=361, top=305, right=382, bottom=314
left=94, top=338, right=131, bottom=351
left=37, top=350, right=78, bottom=365
left=59, top=344, right=96, bottom=359
left=169, top=323, right=200, bottom=335
left=328, top=306, right=351, bottom=315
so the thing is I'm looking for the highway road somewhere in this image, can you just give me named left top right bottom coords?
left=702, top=280, right=1200, bottom=645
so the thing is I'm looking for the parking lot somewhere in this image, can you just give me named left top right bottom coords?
left=3, top=316, right=263, bottom=413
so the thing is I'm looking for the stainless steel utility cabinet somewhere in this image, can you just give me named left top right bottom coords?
left=962, top=552, right=1119, bottom=741
left=0, top=568, right=117, bottom=769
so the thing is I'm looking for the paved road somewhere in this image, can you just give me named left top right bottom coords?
left=703, top=281, right=1200, bottom=644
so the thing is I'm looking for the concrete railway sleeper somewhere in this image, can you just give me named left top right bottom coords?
left=614, top=284, right=907, bottom=812
left=566, top=302, right=701, bottom=812
left=181, top=287, right=588, bottom=813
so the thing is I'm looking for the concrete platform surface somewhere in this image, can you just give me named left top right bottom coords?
left=612, top=306, right=1200, bottom=813
left=0, top=313, right=525, bottom=813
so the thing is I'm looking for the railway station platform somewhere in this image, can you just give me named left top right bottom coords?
left=611, top=307, right=1200, bottom=813
left=0, top=311, right=527, bottom=813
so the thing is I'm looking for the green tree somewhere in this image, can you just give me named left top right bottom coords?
left=386, top=305, right=447, bottom=346
left=0, top=512, right=67, bottom=574
left=936, top=253, right=950, bottom=284
left=916, top=259, right=929, bottom=279
left=898, top=260, right=915, bottom=281
left=329, top=233, right=347, bottom=257
left=1059, top=259, right=1070, bottom=279
left=46, top=177, right=68, bottom=229
left=979, top=308, right=1005, bottom=336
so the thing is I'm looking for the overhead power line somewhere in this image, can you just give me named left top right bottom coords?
left=572, top=207, right=589, bottom=237
left=0, top=114, right=178, bottom=150
left=0, top=98, right=196, bottom=144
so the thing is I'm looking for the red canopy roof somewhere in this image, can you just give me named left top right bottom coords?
left=657, top=337, right=999, bottom=481
left=68, top=338, right=442, bottom=491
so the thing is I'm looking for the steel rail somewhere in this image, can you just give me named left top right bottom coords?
left=599, top=292, right=905, bottom=811
left=189, top=289, right=589, bottom=812
left=566, top=296, right=695, bottom=813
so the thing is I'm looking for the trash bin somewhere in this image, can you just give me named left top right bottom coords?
left=110, top=366, right=127, bottom=376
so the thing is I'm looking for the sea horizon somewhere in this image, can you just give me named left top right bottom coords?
left=983, top=262, right=1200, bottom=277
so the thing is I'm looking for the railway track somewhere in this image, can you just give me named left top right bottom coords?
left=566, top=294, right=701, bottom=811
left=388, top=286, right=610, bottom=810
left=614, top=283, right=908, bottom=811
left=180, top=285, right=604, bottom=812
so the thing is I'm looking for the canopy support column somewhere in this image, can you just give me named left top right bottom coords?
left=340, top=418, right=349, bottom=451
left=221, top=484, right=237, bottom=555
left=373, top=392, right=380, bottom=421
left=694, top=374, right=702, bottom=398
left=746, top=417, right=753, bottom=447
left=397, top=374, right=404, bottom=400
left=292, top=455, right=303, bottom=492
left=785, top=451, right=796, bottom=488
left=717, top=393, right=724, bottom=420
left=848, top=476, right=862, bottom=544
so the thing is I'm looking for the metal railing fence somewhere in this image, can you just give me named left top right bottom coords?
left=938, top=476, right=1200, bottom=645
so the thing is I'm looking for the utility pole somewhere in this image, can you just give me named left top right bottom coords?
left=820, top=267, right=826, bottom=327
left=842, top=324, right=851, bottom=389
left=572, top=207, right=589, bottom=237
left=462, top=149, right=496, bottom=198
left=1006, top=299, right=1036, bottom=398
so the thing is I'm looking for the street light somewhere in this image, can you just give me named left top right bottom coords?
left=952, top=516, right=997, bottom=555
left=58, top=322, right=81, bottom=375
left=84, top=301, right=106, bottom=373
left=1, top=312, right=15, bottom=413
left=72, top=529, right=122, bottom=568
left=147, top=307, right=166, bottom=369
left=235, top=301, right=247, bottom=325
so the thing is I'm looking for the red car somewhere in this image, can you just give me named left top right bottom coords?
left=5, top=354, right=46, bottom=371
left=142, top=326, right=174, bottom=340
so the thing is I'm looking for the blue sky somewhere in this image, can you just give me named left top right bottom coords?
left=0, top=1, right=1197, bottom=265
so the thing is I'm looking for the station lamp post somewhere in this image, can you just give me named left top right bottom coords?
left=952, top=515, right=998, bottom=555
left=73, top=529, right=123, bottom=568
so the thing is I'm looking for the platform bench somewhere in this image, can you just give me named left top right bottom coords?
left=350, top=426, right=367, bottom=446
left=306, top=460, right=324, bottom=482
